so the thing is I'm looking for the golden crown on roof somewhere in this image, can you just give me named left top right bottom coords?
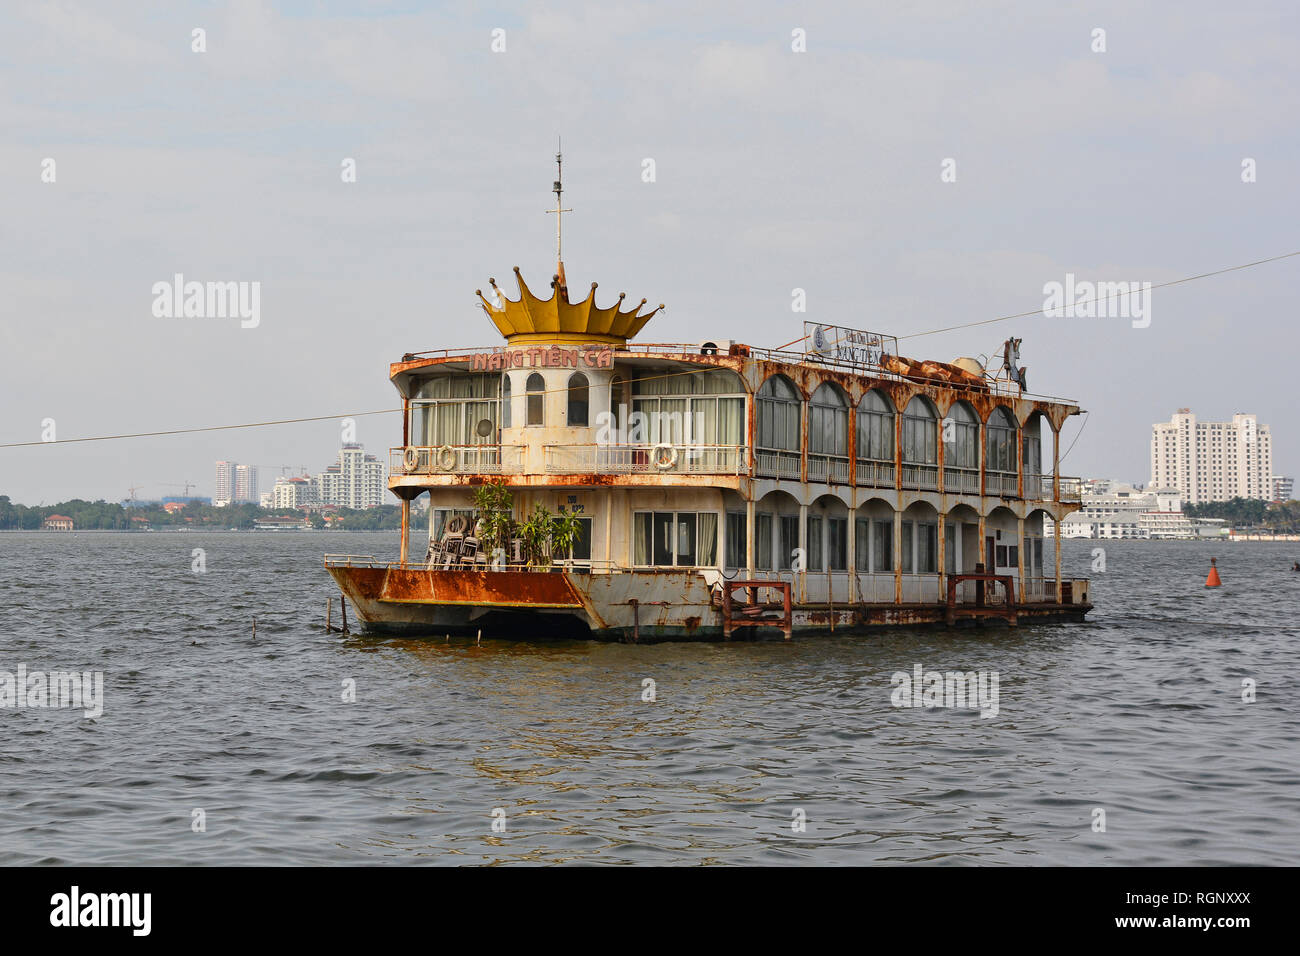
left=476, top=267, right=664, bottom=346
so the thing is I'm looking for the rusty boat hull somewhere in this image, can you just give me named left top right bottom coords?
left=327, top=564, right=1091, bottom=641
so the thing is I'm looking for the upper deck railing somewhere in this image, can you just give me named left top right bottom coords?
left=399, top=341, right=1079, bottom=405
left=390, top=444, right=1082, bottom=504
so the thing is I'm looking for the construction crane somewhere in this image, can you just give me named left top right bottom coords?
left=159, top=482, right=197, bottom=497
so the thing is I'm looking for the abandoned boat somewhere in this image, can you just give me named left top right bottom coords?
left=325, top=169, right=1090, bottom=640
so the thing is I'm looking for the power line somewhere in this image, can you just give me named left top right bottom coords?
left=0, top=409, right=401, bottom=449
left=778, top=249, right=1300, bottom=348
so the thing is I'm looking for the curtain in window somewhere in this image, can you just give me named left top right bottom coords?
left=698, top=513, right=718, bottom=566
left=725, top=513, right=746, bottom=569
left=855, top=518, right=871, bottom=570
left=874, top=520, right=893, bottom=572
left=900, top=520, right=914, bottom=573
left=634, top=513, right=651, bottom=565
left=757, top=513, right=773, bottom=570
left=778, top=515, right=798, bottom=570
left=828, top=517, right=847, bottom=570
left=918, top=523, right=937, bottom=573
left=807, top=516, right=823, bottom=571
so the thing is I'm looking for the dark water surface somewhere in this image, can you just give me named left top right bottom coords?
left=1, top=532, right=1298, bottom=865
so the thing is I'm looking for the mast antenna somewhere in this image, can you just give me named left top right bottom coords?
left=546, top=138, right=572, bottom=287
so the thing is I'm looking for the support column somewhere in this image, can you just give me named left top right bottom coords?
left=798, top=502, right=808, bottom=603
left=400, top=497, right=410, bottom=566
left=1016, top=515, right=1026, bottom=605
left=937, top=510, right=947, bottom=602
left=1054, top=508, right=1063, bottom=604
left=746, top=496, right=756, bottom=576
left=605, top=488, right=613, bottom=571
left=893, top=507, right=902, bottom=604
left=847, top=504, right=858, bottom=603
left=1053, top=426, right=1062, bottom=603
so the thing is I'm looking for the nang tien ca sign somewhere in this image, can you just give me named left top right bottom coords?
left=471, top=346, right=615, bottom=371
left=805, top=323, right=896, bottom=371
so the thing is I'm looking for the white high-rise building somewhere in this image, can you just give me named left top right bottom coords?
left=272, top=476, right=317, bottom=509
left=311, top=444, right=387, bottom=509
left=1150, top=409, right=1273, bottom=505
left=234, top=463, right=259, bottom=503
left=214, top=460, right=236, bottom=507
left=1272, top=475, right=1294, bottom=503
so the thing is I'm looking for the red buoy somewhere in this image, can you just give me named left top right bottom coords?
left=1205, top=557, right=1221, bottom=588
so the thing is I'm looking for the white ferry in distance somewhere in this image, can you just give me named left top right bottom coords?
left=325, top=156, right=1091, bottom=640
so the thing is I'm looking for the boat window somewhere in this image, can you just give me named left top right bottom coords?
left=567, top=372, right=589, bottom=427
left=857, top=390, right=895, bottom=462
left=526, top=373, right=545, bottom=426
left=631, top=368, right=744, bottom=446
left=633, top=511, right=720, bottom=567
left=778, top=514, right=799, bottom=570
left=828, top=516, right=847, bottom=571
left=986, top=407, right=1018, bottom=473
left=758, top=375, right=801, bottom=452
left=806, top=516, right=823, bottom=571
left=946, top=401, right=979, bottom=469
left=756, top=513, right=773, bottom=570
left=901, top=397, right=938, bottom=465
left=809, top=383, right=849, bottom=457
left=725, top=512, right=746, bottom=570
left=409, top=374, right=501, bottom=447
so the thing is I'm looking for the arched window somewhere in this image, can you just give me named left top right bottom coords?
left=526, top=373, right=545, bottom=426
left=946, top=402, right=979, bottom=468
left=566, top=372, right=589, bottom=426
left=809, top=384, right=848, bottom=455
left=856, top=390, right=895, bottom=462
left=501, top=374, right=511, bottom=428
left=943, top=401, right=980, bottom=494
left=901, top=396, right=938, bottom=490
left=901, top=397, right=937, bottom=464
left=985, top=407, right=1018, bottom=473
left=808, top=383, right=848, bottom=482
left=756, top=375, right=801, bottom=479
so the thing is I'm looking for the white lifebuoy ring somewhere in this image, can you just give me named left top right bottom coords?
left=445, top=515, right=469, bottom=536
left=652, top=443, right=677, bottom=470
left=402, top=446, right=421, bottom=472
left=436, top=445, right=457, bottom=471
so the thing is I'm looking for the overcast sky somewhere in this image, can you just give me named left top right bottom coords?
left=2, top=1, right=1296, bottom=505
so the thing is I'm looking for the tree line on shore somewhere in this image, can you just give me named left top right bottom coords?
left=1184, top=497, right=1300, bottom=532
left=0, top=496, right=402, bottom=531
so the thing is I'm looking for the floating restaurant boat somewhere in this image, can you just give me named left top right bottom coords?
left=325, top=160, right=1091, bottom=639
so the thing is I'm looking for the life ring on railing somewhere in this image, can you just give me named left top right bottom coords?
left=436, top=444, right=457, bottom=472
left=402, top=446, right=421, bottom=473
left=652, top=443, right=677, bottom=470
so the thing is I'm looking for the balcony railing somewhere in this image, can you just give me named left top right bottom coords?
left=901, top=463, right=939, bottom=491
left=986, top=471, right=1019, bottom=497
left=391, top=444, right=523, bottom=476
left=855, top=459, right=896, bottom=488
left=943, top=466, right=980, bottom=495
left=755, top=448, right=802, bottom=480
left=544, top=443, right=745, bottom=475
left=807, top=453, right=850, bottom=484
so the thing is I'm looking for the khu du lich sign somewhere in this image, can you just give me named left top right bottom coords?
left=805, top=323, right=896, bottom=372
